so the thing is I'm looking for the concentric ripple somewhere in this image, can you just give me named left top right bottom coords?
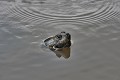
left=4, top=0, right=120, bottom=28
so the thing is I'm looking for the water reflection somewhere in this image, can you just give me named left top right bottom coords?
left=53, top=47, right=71, bottom=59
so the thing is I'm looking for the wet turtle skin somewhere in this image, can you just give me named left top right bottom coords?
left=44, top=31, right=71, bottom=51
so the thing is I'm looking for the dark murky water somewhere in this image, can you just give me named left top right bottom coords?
left=0, top=0, right=120, bottom=80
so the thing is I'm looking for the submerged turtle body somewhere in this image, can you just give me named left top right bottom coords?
left=44, top=31, right=71, bottom=51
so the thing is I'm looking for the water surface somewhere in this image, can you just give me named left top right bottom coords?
left=0, top=0, right=120, bottom=80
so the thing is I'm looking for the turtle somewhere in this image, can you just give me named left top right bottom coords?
left=43, top=31, right=71, bottom=58
left=44, top=31, right=71, bottom=50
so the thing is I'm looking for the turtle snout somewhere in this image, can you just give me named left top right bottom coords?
left=55, top=34, right=62, bottom=40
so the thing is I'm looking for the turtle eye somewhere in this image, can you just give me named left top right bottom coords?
left=56, top=35, right=62, bottom=39
left=66, top=33, right=71, bottom=40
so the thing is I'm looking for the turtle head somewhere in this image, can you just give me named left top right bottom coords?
left=54, top=31, right=71, bottom=48
left=55, top=31, right=71, bottom=40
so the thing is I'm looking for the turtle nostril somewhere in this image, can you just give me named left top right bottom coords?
left=61, top=31, right=66, bottom=33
